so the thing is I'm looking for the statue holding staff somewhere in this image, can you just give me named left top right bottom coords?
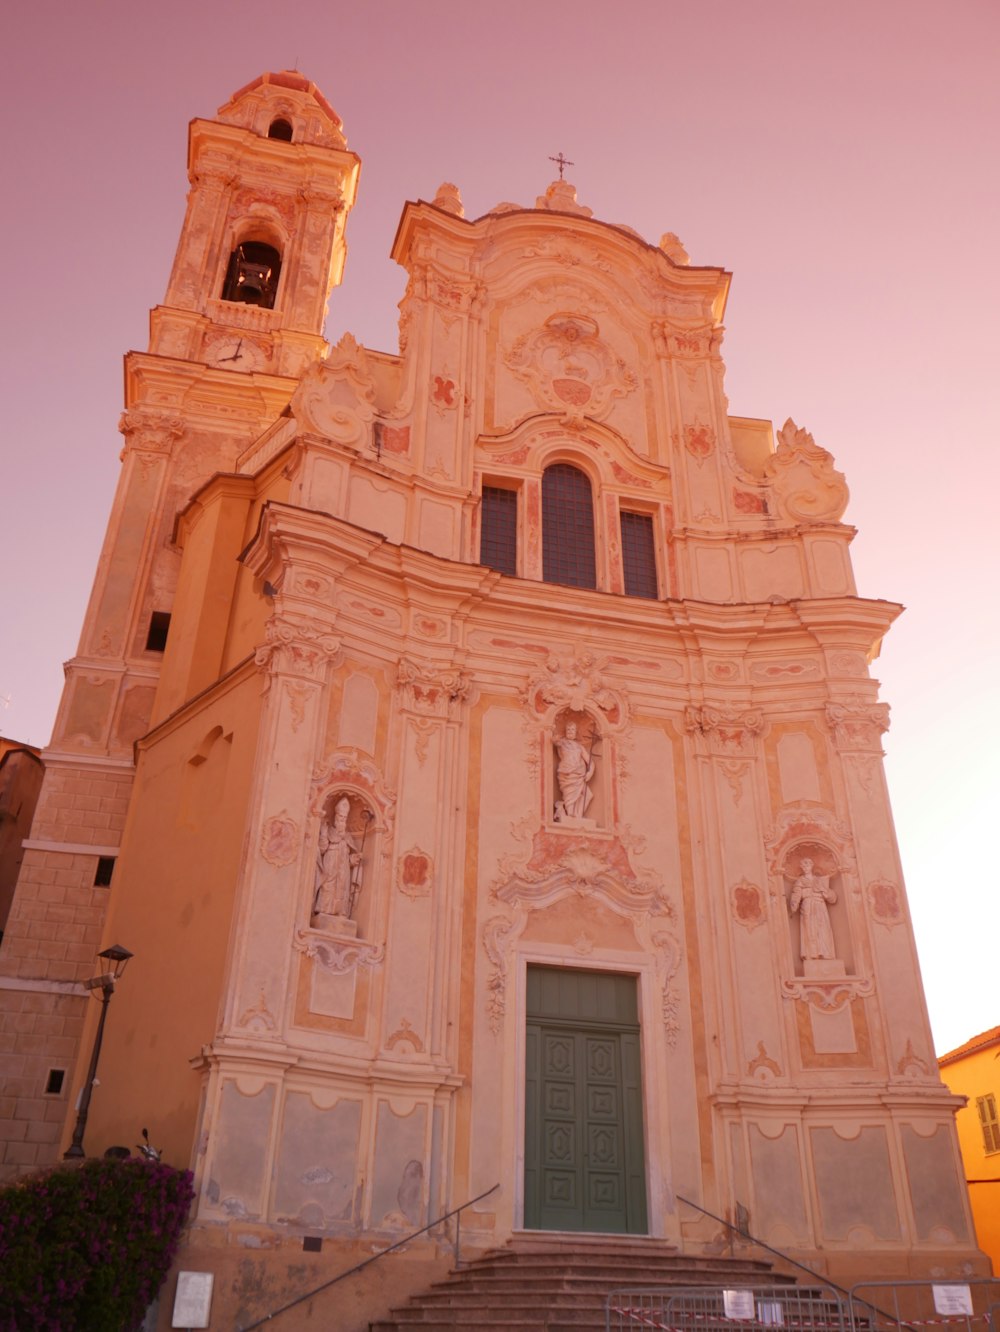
left=314, top=796, right=363, bottom=921
left=554, top=721, right=597, bottom=821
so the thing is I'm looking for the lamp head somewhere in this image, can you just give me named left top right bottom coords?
left=97, top=944, right=133, bottom=981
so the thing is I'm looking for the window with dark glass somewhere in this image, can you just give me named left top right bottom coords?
left=620, top=511, right=658, bottom=599
left=480, top=485, right=518, bottom=576
left=542, top=464, right=596, bottom=589
left=145, top=611, right=171, bottom=652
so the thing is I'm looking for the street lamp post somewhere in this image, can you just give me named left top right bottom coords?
left=63, top=944, right=133, bottom=1160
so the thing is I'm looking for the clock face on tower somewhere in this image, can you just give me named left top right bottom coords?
left=203, top=335, right=267, bottom=372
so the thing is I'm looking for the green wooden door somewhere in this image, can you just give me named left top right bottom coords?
left=524, top=966, right=647, bottom=1233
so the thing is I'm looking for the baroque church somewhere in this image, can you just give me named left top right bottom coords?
left=0, top=71, right=987, bottom=1325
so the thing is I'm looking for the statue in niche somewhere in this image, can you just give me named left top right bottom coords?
left=788, top=857, right=838, bottom=961
left=313, top=795, right=366, bottom=933
left=553, top=720, right=597, bottom=823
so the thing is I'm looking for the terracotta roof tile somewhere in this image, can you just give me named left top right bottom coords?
left=938, top=1024, right=1000, bottom=1065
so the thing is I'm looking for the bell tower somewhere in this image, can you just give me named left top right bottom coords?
left=0, top=72, right=360, bottom=1180
left=152, top=70, right=360, bottom=380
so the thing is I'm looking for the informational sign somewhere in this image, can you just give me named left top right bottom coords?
left=723, top=1289, right=757, bottom=1320
left=171, top=1271, right=214, bottom=1329
left=932, top=1285, right=973, bottom=1317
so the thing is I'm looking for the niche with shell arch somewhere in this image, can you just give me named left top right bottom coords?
left=781, top=840, right=854, bottom=977
left=549, top=707, right=609, bottom=830
left=311, top=789, right=377, bottom=940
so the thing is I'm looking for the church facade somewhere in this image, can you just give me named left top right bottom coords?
left=0, top=71, right=986, bottom=1321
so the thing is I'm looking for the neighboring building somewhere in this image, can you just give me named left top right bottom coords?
left=939, top=1027, right=1000, bottom=1270
left=0, top=738, right=43, bottom=936
left=0, top=70, right=987, bottom=1324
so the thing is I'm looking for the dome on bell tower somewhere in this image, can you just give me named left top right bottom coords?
left=217, top=70, right=348, bottom=149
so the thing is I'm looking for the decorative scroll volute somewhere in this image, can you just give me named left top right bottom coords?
left=764, top=419, right=849, bottom=523
left=290, top=333, right=377, bottom=447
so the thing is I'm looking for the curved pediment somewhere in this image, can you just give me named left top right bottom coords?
left=475, top=414, right=671, bottom=501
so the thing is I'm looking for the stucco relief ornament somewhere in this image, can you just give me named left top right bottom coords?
left=685, top=706, right=765, bottom=756
left=731, top=879, right=766, bottom=931
left=118, top=410, right=185, bottom=454
left=867, top=877, right=905, bottom=928
left=492, top=830, right=667, bottom=919
left=290, top=333, right=377, bottom=447
left=396, top=657, right=470, bottom=719
left=764, top=804, right=857, bottom=880
left=254, top=615, right=341, bottom=681
left=764, top=419, right=849, bottom=523
left=260, top=811, right=299, bottom=868
left=431, top=181, right=465, bottom=217
left=524, top=651, right=629, bottom=732
left=503, top=313, right=637, bottom=422
left=535, top=179, right=594, bottom=217
left=293, top=930, right=384, bottom=974
left=658, top=232, right=690, bottom=265
left=482, top=915, right=520, bottom=1035
left=825, top=698, right=890, bottom=754
left=397, top=847, right=433, bottom=899
left=653, top=930, right=683, bottom=1046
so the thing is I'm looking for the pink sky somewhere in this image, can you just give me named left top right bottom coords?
left=3, top=0, right=998, bottom=1054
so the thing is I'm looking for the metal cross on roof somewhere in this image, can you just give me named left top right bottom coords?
left=548, top=152, right=574, bottom=180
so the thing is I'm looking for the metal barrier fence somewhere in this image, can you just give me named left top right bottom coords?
left=607, top=1283, right=850, bottom=1332
left=849, top=1280, right=1000, bottom=1332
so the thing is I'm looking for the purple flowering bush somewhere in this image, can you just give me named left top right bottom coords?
left=0, top=1158, right=195, bottom=1331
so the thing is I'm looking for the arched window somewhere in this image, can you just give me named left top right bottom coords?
left=267, top=118, right=293, bottom=141
left=542, top=463, right=596, bottom=589
left=221, top=241, right=282, bottom=308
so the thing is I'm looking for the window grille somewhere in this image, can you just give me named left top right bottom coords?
left=977, top=1094, right=1000, bottom=1154
left=620, top=511, right=658, bottom=599
left=480, top=486, right=518, bottom=576
left=542, top=464, right=596, bottom=589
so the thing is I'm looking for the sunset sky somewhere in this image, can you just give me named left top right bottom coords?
left=3, top=0, right=997, bottom=1055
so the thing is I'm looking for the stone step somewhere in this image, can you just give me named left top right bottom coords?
left=417, top=1274, right=781, bottom=1298
left=372, top=1235, right=800, bottom=1331
left=453, top=1256, right=780, bottom=1278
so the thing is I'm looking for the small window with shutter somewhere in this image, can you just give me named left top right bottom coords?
left=977, top=1093, right=1000, bottom=1154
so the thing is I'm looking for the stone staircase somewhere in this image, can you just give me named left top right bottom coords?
left=370, top=1232, right=795, bottom=1330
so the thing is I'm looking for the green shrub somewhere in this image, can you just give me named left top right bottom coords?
left=0, top=1158, right=195, bottom=1331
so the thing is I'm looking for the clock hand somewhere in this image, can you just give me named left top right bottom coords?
left=219, top=339, right=244, bottom=363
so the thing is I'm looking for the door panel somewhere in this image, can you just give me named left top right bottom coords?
left=524, top=967, right=647, bottom=1233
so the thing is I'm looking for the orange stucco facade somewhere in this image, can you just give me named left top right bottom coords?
left=939, top=1027, right=1000, bottom=1271
left=0, top=71, right=988, bottom=1328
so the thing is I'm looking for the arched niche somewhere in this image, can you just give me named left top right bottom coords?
left=781, top=840, right=854, bottom=977
left=312, top=790, right=376, bottom=940
left=549, top=707, right=608, bottom=830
